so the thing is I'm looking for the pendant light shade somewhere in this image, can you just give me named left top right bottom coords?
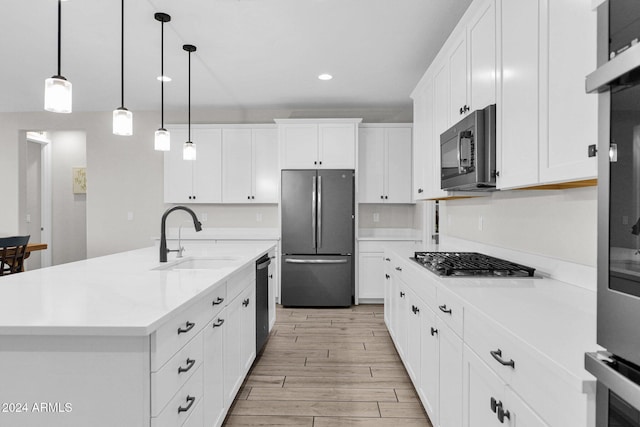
left=44, top=0, right=72, bottom=113
left=113, top=0, right=132, bottom=135
left=154, top=12, right=171, bottom=151
left=183, top=44, right=197, bottom=161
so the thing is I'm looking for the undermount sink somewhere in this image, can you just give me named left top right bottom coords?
left=153, top=256, right=242, bottom=271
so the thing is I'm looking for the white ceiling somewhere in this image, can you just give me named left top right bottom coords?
left=2, top=0, right=472, bottom=114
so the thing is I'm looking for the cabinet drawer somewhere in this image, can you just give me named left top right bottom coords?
left=152, top=330, right=204, bottom=416
left=181, top=399, right=204, bottom=427
left=151, top=296, right=212, bottom=371
left=403, top=261, right=438, bottom=310
left=435, top=286, right=464, bottom=337
left=152, top=364, right=203, bottom=427
left=227, top=265, right=255, bottom=303
left=464, top=309, right=587, bottom=427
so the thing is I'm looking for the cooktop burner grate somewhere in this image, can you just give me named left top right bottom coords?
left=411, top=252, right=536, bottom=277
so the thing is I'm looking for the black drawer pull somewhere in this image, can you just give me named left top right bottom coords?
left=490, top=349, right=515, bottom=368
left=177, top=321, right=195, bottom=335
left=497, top=406, right=511, bottom=423
left=212, top=318, right=225, bottom=328
left=490, top=397, right=499, bottom=413
left=177, top=395, right=196, bottom=413
left=438, top=304, right=452, bottom=314
left=385, top=274, right=390, bottom=279
left=430, top=327, right=438, bottom=336
left=399, top=291, right=405, bottom=298
left=411, top=305, right=419, bottom=314
left=212, top=297, right=224, bottom=305
left=395, top=267, right=402, bottom=272
left=242, top=298, right=250, bottom=307
left=178, top=358, right=196, bottom=374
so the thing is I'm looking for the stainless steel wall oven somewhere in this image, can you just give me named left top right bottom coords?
left=586, top=1, right=640, bottom=425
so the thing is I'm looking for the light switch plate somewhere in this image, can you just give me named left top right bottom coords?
left=373, top=213, right=380, bottom=223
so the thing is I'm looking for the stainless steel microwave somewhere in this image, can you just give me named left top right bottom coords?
left=440, top=104, right=496, bottom=191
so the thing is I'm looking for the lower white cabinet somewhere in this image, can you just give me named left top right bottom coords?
left=358, top=252, right=385, bottom=301
left=204, top=309, right=226, bottom=427
left=406, top=288, right=422, bottom=384
left=419, top=305, right=439, bottom=421
left=437, top=319, right=463, bottom=427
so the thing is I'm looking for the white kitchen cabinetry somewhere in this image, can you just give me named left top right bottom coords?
left=164, top=127, right=223, bottom=203
left=406, top=287, right=422, bottom=384
left=412, top=84, right=430, bottom=199
left=438, top=319, right=464, bottom=427
left=358, top=125, right=413, bottom=204
left=203, top=309, right=226, bottom=427
left=222, top=127, right=278, bottom=203
left=468, top=0, right=496, bottom=112
left=276, top=119, right=361, bottom=170
left=420, top=305, right=440, bottom=423
left=449, top=33, right=469, bottom=121
left=360, top=241, right=420, bottom=303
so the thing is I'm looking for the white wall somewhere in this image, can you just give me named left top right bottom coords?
left=2, top=107, right=412, bottom=258
left=358, top=204, right=418, bottom=229
left=440, top=187, right=597, bottom=266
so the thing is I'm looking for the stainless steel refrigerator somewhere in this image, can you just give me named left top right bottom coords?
left=281, top=169, right=354, bottom=307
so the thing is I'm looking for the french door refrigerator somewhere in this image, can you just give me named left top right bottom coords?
left=281, top=169, right=354, bottom=307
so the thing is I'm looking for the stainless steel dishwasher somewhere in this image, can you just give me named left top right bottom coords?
left=255, top=254, right=270, bottom=353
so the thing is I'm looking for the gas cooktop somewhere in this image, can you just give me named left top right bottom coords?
left=411, top=252, right=536, bottom=277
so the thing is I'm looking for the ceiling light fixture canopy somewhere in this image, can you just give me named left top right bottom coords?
left=154, top=12, right=171, bottom=151
left=44, top=0, right=72, bottom=113
left=183, top=44, right=197, bottom=161
left=113, top=0, right=132, bottom=135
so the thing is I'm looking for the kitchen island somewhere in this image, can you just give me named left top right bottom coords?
left=0, top=243, right=275, bottom=427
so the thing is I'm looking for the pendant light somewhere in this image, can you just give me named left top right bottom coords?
left=44, top=0, right=72, bottom=113
left=183, top=44, right=197, bottom=161
left=154, top=12, right=171, bottom=151
left=113, top=0, right=132, bottom=135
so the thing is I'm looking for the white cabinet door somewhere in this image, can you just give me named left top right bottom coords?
left=192, top=128, right=223, bottom=203
left=386, top=271, right=396, bottom=339
left=279, top=124, right=318, bottom=169
left=318, top=123, right=356, bottom=169
left=406, top=289, right=422, bottom=385
left=240, top=286, right=256, bottom=374
left=420, top=306, right=439, bottom=423
left=222, top=129, right=253, bottom=203
left=385, top=127, right=413, bottom=203
left=252, top=128, right=279, bottom=203
left=394, top=279, right=409, bottom=360
left=164, top=128, right=194, bottom=204
left=223, top=295, right=243, bottom=407
left=505, top=387, right=549, bottom=427
left=358, top=252, right=384, bottom=300
left=438, top=320, right=463, bottom=427
left=449, top=34, right=469, bottom=121
left=383, top=266, right=392, bottom=328
left=203, top=310, right=226, bottom=427
left=433, top=62, right=450, bottom=196
left=539, top=0, right=597, bottom=184
left=358, top=128, right=386, bottom=203
left=469, top=0, right=496, bottom=111
left=463, top=345, right=504, bottom=427
left=498, top=0, right=540, bottom=189
left=412, top=84, right=430, bottom=200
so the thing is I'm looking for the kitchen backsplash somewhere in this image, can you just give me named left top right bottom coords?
left=358, top=203, right=421, bottom=229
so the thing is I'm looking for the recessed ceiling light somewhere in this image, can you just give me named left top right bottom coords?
left=318, top=74, right=333, bottom=81
left=157, top=75, right=172, bottom=82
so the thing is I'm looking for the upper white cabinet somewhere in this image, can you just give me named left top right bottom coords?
left=276, top=119, right=362, bottom=170
left=358, top=124, right=413, bottom=204
left=222, top=127, right=278, bottom=203
left=164, top=127, right=223, bottom=204
left=468, top=0, right=496, bottom=113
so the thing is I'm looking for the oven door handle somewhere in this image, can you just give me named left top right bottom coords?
left=457, top=131, right=463, bottom=174
left=586, top=43, right=640, bottom=93
left=585, top=352, right=640, bottom=410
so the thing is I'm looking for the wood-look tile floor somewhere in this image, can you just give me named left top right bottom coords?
left=223, top=304, right=433, bottom=427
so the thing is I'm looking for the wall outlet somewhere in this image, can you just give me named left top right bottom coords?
left=127, top=211, right=134, bottom=221
left=26, top=214, right=31, bottom=223
left=478, top=216, right=484, bottom=231
left=201, top=213, right=208, bottom=222
left=373, top=213, right=380, bottom=223
left=256, top=213, right=263, bottom=223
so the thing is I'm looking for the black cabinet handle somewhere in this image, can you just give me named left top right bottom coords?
left=399, top=291, right=405, bottom=298
left=178, top=395, right=196, bottom=413
left=411, top=305, right=419, bottom=314
left=178, top=358, right=196, bottom=374
left=314, top=161, right=317, bottom=165
left=269, top=274, right=273, bottom=279
left=247, top=196, right=251, bottom=200
left=193, top=195, right=196, bottom=200
left=385, top=258, right=391, bottom=262
left=430, top=327, right=438, bottom=336
left=496, top=171, right=500, bottom=177
left=212, top=318, right=225, bottom=328
left=438, top=304, right=452, bottom=314
left=380, top=195, right=384, bottom=199
left=385, top=195, right=388, bottom=199
left=385, top=274, right=390, bottom=279
left=497, top=406, right=511, bottom=423
left=177, top=321, right=195, bottom=335
left=242, top=298, right=250, bottom=307
left=460, top=107, right=464, bottom=115
left=490, top=397, right=499, bottom=413
left=252, top=196, right=255, bottom=199
left=417, top=188, right=424, bottom=193
left=319, top=161, right=322, bottom=165
left=395, top=267, right=402, bottom=272
left=212, top=297, right=224, bottom=306
left=490, top=349, right=515, bottom=368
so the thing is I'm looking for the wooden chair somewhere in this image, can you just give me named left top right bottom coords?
left=0, top=235, right=30, bottom=276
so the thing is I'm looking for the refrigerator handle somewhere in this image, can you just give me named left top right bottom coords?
left=285, top=258, right=348, bottom=264
left=312, top=175, right=317, bottom=249
left=318, top=175, right=322, bottom=248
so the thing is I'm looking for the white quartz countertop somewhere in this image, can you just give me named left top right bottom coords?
left=0, top=243, right=275, bottom=337
left=387, top=247, right=597, bottom=390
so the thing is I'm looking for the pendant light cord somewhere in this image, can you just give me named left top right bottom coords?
left=57, top=0, right=62, bottom=77
left=160, top=21, right=164, bottom=128
left=120, top=0, right=124, bottom=108
left=188, top=50, right=191, bottom=142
